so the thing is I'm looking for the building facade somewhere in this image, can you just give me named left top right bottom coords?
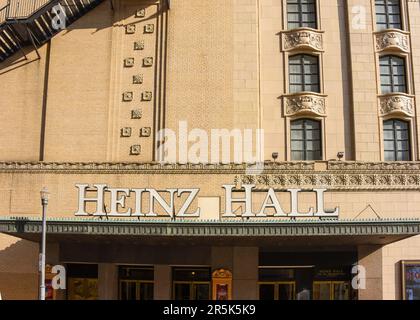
left=1, top=0, right=420, bottom=300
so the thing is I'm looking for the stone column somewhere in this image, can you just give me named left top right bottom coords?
left=98, top=263, right=118, bottom=300
left=357, top=245, right=383, bottom=300
left=154, top=265, right=171, bottom=300
left=232, top=247, right=259, bottom=300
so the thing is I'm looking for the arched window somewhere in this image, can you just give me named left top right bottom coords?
left=380, top=55, right=407, bottom=94
left=291, top=119, right=322, bottom=160
left=287, top=0, right=317, bottom=29
left=375, top=0, right=402, bottom=31
left=383, top=119, right=411, bottom=161
left=289, top=54, right=320, bottom=93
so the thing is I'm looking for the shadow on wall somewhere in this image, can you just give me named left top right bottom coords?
left=0, top=236, right=38, bottom=300
left=0, top=0, right=165, bottom=71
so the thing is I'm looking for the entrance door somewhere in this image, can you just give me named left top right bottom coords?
left=118, top=266, right=154, bottom=300
left=173, top=282, right=210, bottom=300
left=172, top=267, right=211, bottom=300
left=313, top=281, right=350, bottom=300
left=120, top=280, right=154, bottom=300
left=259, top=282, right=296, bottom=300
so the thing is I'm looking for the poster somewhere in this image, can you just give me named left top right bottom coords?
left=403, top=262, right=420, bottom=300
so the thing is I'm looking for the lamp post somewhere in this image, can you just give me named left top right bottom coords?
left=39, top=187, right=49, bottom=300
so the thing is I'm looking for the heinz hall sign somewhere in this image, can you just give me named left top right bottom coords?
left=75, top=184, right=339, bottom=218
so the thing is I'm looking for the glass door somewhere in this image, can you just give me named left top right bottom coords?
left=118, top=266, right=154, bottom=300
left=259, top=282, right=296, bottom=300
left=313, top=281, right=350, bottom=300
left=120, top=280, right=154, bottom=300
left=173, top=282, right=211, bottom=300
left=172, top=267, right=211, bottom=300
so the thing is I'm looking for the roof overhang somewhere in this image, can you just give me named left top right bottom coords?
left=1, top=217, right=420, bottom=247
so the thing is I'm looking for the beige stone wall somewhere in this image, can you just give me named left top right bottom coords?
left=382, top=235, right=420, bottom=300
left=0, top=234, right=38, bottom=300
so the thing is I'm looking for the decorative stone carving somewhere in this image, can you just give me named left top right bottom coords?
left=131, top=109, right=142, bottom=119
left=142, top=91, right=153, bottom=101
left=130, top=145, right=141, bottom=155
left=283, top=93, right=327, bottom=117
left=235, top=172, right=420, bottom=190
left=375, top=29, right=410, bottom=53
left=282, top=28, right=324, bottom=52
left=143, top=57, right=153, bottom=67
left=134, top=41, right=144, bottom=50
left=125, top=24, right=136, bottom=34
left=122, top=92, right=133, bottom=102
left=121, top=127, right=132, bottom=137
left=124, top=57, right=134, bottom=67
left=328, top=161, right=420, bottom=171
left=136, top=8, right=146, bottom=18
left=144, top=24, right=155, bottom=34
left=140, top=127, right=152, bottom=137
left=379, top=93, right=415, bottom=117
left=133, top=74, right=143, bottom=84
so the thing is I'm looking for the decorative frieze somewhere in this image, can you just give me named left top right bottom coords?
left=124, top=57, right=134, bottom=67
left=133, top=74, right=143, bottom=84
left=142, top=91, right=153, bottom=101
left=134, top=41, right=144, bottom=50
left=283, top=93, right=327, bottom=117
left=122, top=92, right=133, bottom=102
left=130, top=145, right=141, bottom=155
left=375, top=29, right=410, bottom=53
left=125, top=24, right=136, bottom=34
left=140, top=127, right=152, bottom=137
left=144, top=24, right=155, bottom=34
left=131, top=109, right=143, bottom=119
left=0, top=162, right=316, bottom=173
left=235, top=173, right=420, bottom=190
left=121, top=127, right=132, bottom=137
left=379, top=93, right=415, bottom=117
left=282, top=28, right=324, bottom=52
left=328, top=161, right=420, bottom=171
left=143, top=57, right=153, bottom=67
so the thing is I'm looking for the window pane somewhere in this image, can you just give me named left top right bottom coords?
left=384, top=151, right=395, bottom=161
left=376, top=0, right=402, bottom=30
left=383, top=120, right=411, bottom=161
left=292, top=141, right=304, bottom=150
left=291, top=130, right=303, bottom=139
left=384, top=140, right=395, bottom=151
left=291, top=119, right=321, bottom=161
left=287, top=0, right=317, bottom=29
left=291, top=151, right=304, bottom=160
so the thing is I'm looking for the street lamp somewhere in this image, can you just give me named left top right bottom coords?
left=39, top=187, right=49, bottom=300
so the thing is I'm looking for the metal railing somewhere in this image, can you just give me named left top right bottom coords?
left=0, top=0, right=52, bottom=24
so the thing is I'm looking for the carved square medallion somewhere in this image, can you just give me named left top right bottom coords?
left=134, top=41, right=144, bottom=50
left=124, top=57, right=135, bottom=67
left=130, top=145, right=141, bottom=155
left=143, top=57, right=153, bottom=67
left=123, top=92, right=133, bottom=102
left=121, top=127, right=132, bottom=137
left=142, top=91, right=153, bottom=101
left=135, top=9, right=146, bottom=18
left=131, top=109, right=142, bottom=119
left=133, top=74, right=143, bottom=84
left=144, top=24, right=155, bottom=34
left=125, top=24, right=136, bottom=34
left=140, top=127, right=152, bottom=137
